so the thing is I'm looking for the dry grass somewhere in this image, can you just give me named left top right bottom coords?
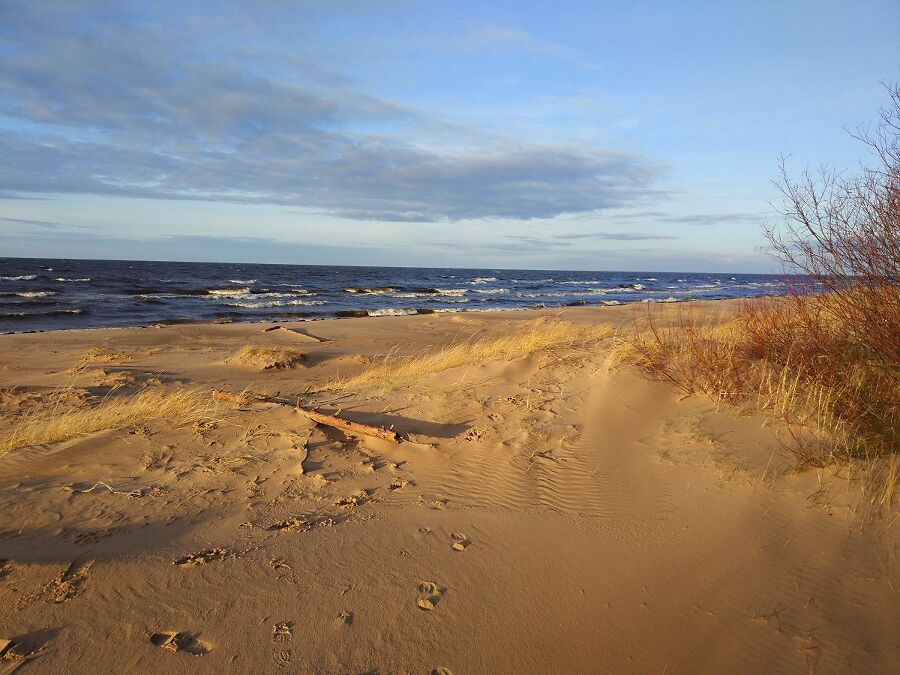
left=0, top=387, right=221, bottom=456
left=330, top=319, right=614, bottom=390
left=229, top=346, right=304, bottom=370
left=615, top=296, right=899, bottom=506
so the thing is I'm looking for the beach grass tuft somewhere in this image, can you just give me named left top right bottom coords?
left=329, top=318, right=614, bottom=390
left=0, top=387, right=221, bottom=456
left=229, top=345, right=304, bottom=370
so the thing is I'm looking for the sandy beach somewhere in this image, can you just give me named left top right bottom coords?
left=0, top=301, right=896, bottom=673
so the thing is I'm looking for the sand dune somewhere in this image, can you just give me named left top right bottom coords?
left=0, top=303, right=896, bottom=673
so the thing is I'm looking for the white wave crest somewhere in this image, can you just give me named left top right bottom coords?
left=223, top=299, right=326, bottom=308
left=367, top=308, right=417, bottom=316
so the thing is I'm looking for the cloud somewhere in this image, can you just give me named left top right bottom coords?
left=0, top=216, right=83, bottom=229
left=604, top=210, right=761, bottom=226
left=659, top=213, right=761, bottom=226
left=0, top=2, right=663, bottom=222
left=0, top=229, right=397, bottom=266
left=450, top=230, right=677, bottom=254
left=551, top=231, right=679, bottom=241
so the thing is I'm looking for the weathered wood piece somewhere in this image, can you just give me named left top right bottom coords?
left=296, top=404, right=401, bottom=444
left=211, top=389, right=401, bottom=443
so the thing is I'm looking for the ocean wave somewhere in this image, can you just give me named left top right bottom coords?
left=517, top=291, right=567, bottom=298
left=1, top=274, right=37, bottom=281
left=1, top=308, right=84, bottom=319
left=137, top=295, right=167, bottom=304
left=344, top=286, right=396, bottom=295
left=54, top=277, right=90, bottom=282
left=207, top=287, right=249, bottom=295
left=0, top=290, right=56, bottom=298
left=367, top=308, right=418, bottom=317
left=436, top=288, right=467, bottom=296
left=471, top=288, right=509, bottom=294
left=223, top=299, right=327, bottom=308
left=468, top=277, right=497, bottom=284
left=229, top=279, right=256, bottom=284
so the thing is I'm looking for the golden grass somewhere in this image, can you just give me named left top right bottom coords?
left=229, top=346, right=304, bottom=370
left=613, top=298, right=899, bottom=507
left=0, top=387, right=221, bottom=456
left=330, top=319, right=614, bottom=390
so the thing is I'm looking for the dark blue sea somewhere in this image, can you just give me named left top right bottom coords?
left=0, top=258, right=789, bottom=333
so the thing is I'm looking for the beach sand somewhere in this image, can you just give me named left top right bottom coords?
left=0, top=301, right=897, bottom=673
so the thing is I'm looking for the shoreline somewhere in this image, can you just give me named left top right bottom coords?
left=0, top=292, right=777, bottom=336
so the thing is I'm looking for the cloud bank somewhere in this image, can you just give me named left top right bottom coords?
left=0, top=1, right=664, bottom=222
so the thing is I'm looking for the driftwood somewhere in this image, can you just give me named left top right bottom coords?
left=296, top=405, right=401, bottom=444
left=211, top=389, right=401, bottom=443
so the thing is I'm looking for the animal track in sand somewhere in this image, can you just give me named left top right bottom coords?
left=173, top=548, right=233, bottom=566
left=0, top=559, right=12, bottom=581
left=149, top=631, right=212, bottom=656
left=450, top=532, right=472, bottom=552
left=416, top=582, right=446, bottom=611
left=432, top=668, right=454, bottom=675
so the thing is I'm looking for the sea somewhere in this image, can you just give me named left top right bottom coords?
left=0, top=258, right=789, bottom=333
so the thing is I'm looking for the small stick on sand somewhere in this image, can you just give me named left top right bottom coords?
left=211, top=389, right=402, bottom=443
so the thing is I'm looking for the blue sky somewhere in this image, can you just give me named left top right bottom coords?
left=0, top=0, right=897, bottom=271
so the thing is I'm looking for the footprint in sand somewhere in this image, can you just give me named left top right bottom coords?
left=432, top=669, right=454, bottom=675
left=416, top=582, right=446, bottom=611
left=389, top=478, right=413, bottom=491
left=173, top=548, right=232, bottom=566
left=272, top=622, right=293, bottom=643
left=334, top=611, right=354, bottom=627
left=464, top=426, right=486, bottom=442
left=269, top=557, right=292, bottom=574
left=149, top=631, right=212, bottom=655
left=449, top=532, right=472, bottom=552
left=271, top=622, right=294, bottom=669
left=43, top=560, right=93, bottom=603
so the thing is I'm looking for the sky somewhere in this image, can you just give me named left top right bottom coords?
left=0, top=0, right=897, bottom=272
